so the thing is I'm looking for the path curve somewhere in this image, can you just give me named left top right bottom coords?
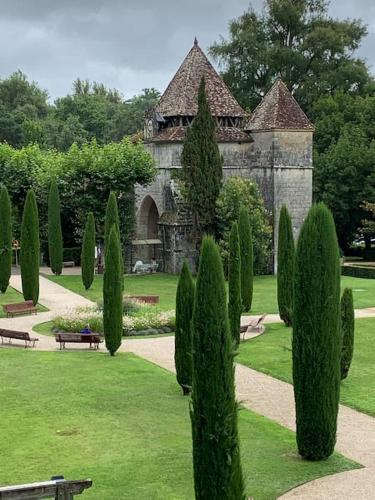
left=2, top=274, right=375, bottom=498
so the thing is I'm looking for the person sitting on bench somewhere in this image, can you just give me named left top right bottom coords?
left=80, top=324, right=92, bottom=334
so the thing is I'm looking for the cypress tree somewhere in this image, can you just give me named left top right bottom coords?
left=48, top=180, right=63, bottom=275
left=238, top=207, right=253, bottom=312
left=104, top=192, right=123, bottom=280
left=20, top=189, right=40, bottom=305
left=181, top=77, right=223, bottom=234
left=174, top=260, right=195, bottom=395
left=103, top=225, right=123, bottom=356
left=293, top=203, right=341, bottom=460
left=340, top=288, right=355, bottom=380
left=228, top=221, right=242, bottom=346
left=0, top=186, right=12, bottom=293
left=191, top=236, right=245, bottom=499
left=277, top=205, right=295, bottom=326
left=81, top=212, right=96, bottom=290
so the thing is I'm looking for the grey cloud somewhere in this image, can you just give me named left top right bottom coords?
left=0, top=0, right=373, bottom=100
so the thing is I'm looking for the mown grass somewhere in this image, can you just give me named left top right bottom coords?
left=238, top=318, right=375, bottom=417
left=0, top=350, right=358, bottom=499
left=45, top=273, right=375, bottom=313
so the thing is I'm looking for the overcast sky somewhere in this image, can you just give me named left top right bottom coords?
left=1, top=0, right=374, bottom=101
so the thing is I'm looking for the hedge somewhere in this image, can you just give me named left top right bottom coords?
left=341, top=265, right=375, bottom=279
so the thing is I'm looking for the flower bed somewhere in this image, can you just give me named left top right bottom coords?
left=53, top=300, right=175, bottom=337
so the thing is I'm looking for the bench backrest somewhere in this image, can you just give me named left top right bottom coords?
left=55, top=333, right=101, bottom=342
left=4, top=301, right=35, bottom=312
left=0, top=329, right=30, bottom=341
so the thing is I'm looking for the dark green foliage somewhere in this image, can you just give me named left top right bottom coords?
left=174, top=261, right=195, bottom=395
left=0, top=186, right=12, bottom=293
left=341, top=265, right=375, bottom=279
left=228, top=222, right=242, bottom=346
left=238, top=207, right=253, bottom=312
left=181, top=77, right=223, bottom=233
left=48, top=180, right=63, bottom=275
left=20, top=190, right=40, bottom=305
left=293, top=203, right=341, bottom=460
left=277, top=205, right=295, bottom=326
left=105, top=191, right=123, bottom=280
left=81, top=212, right=96, bottom=290
left=103, top=226, right=123, bottom=356
left=341, top=288, right=355, bottom=380
left=190, top=236, right=245, bottom=499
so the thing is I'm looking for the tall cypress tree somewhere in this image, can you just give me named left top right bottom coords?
left=181, top=77, right=223, bottom=234
left=104, top=192, right=123, bottom=280
left=20, top=189, right=40, bottom=305
left=81, top=212, right=96, bottom=290
left=238, top=207, right=253, bottom=312
left=174, top=260, right=195, bottom=395
left=191, top=236, right=245, bottom=499
left=293, top=203, right=341, bottom=460
left=228, top=221, right=242, bottom=346
left=0, top=186, right=12, bottom=293
left=103, top=226, right=123, bottom=356
left=277, top=205, right=295, bottom=326
left=48, top=180, right=63, bottom=275
left=341, top=288, right=355, bottom=380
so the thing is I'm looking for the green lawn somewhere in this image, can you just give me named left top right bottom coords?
left=44, top=273, right=375, bottom=313
left=238, top=318, right=375, bottom=417
left=0, top=287, right=47, bottom=317
left=0, top=350, right=357, bottom=499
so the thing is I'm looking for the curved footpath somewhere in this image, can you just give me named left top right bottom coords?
left=1, top=274, right=375, bottom=499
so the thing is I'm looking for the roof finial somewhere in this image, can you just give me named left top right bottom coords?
left=194, top=36, right=198, bottom=46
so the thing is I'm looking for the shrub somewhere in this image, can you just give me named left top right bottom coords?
left=341, top=288, right=355, bottom=380
left=228, top=222, right=242, bottom=346
left=277, top=205, right=295, bottom=326
left=103, top=226, right=123, bottom=356
left=341, top=265, right=375, bottom=279
left=191, top=236, right=244, bottom=499
left=48, top=180, right=63, bottom=275
left=20, top=189, right=40, bottom=305
left=81, top=212, right=96, bottom=290
left=0, top=186, right=12, bottom=293
left=238, top=207, right=253, bottom=312
left=293, top=203, right=341, bottom=460
left=175, top=260, right=195, bottom=395
left=216, top=177, right=272, bottom=275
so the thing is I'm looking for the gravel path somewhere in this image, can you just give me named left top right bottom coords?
left=2, top=274, right=375, bottom=498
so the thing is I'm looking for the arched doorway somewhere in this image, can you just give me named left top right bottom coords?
left=135, top=196, right=161, bottom=264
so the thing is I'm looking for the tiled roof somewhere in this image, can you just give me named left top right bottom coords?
left=155, top=39, right=246, bottom=118
left=151, top=126, right=252, bottom=143
left=245, top=79, right=314, bottom=131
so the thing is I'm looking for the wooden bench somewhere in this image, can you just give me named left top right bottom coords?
left=55, top=333, right=103, bottom=350
left=0, top=477, right=92, bottom=499
left=0, top=328, right=39, bottom=348
left=127, top=295, right=159, bottom=304
left=3, top=300, right=37, bottom=318
left=63, top=261, right=75, bottom=267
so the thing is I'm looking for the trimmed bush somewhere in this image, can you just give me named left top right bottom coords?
left=277, top=205, right=295, bottom=326
left=81, top=212, right=96, bottom=290
left=48, top=180, right=63, bottom=275
left=20, top=189, right=40, bottom=305
left=341, top=265, right=375, bottom=279
left=174, top=260, right=195, bottom=395
left=190, top=236, right=244, bottom=499
left=341, top=288, right=355, bottom=380
left=0, top=186, right=12, bottom=293
left=293, top=203, right=341, bottom=460
left=238, top=207, right=253, bottom=311
left=228, top=221, right=242, bottom=346
left=105, top=192, right=123, bottom=279
left=103, top=226, right=123, bottom=356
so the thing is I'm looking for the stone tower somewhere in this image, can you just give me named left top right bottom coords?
left=134, top=40, right=313, bottom=273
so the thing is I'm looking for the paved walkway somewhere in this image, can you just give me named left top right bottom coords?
left=2, top=275, right=375, bottom=498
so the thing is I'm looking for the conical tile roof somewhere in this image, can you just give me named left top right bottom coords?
left=155, top=39, right=246, bottom=118
left=245, top=79, right=314, bottom=131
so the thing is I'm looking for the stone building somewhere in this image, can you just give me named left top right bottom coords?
left=134, top=39, right=313, bottom=273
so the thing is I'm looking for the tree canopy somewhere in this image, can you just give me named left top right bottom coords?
left=210, top=0, right=372, bottom=113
